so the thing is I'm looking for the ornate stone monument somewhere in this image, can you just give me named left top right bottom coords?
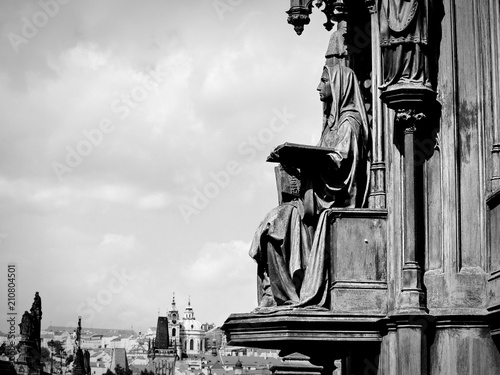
left=72, top=317, right=87, bottom=375
left=223, top=0, right=500, bottom=373
left=15, top=292, right=43, bottom=375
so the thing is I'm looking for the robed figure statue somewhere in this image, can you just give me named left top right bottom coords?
left=250, top=64, right=371, bottom=311
left=379, top=0, right=431, bottom=88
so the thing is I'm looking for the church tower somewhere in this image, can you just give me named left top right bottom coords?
left=167, top=293, right=182, bottom=358
left=148, top=316, right=175, bottom=374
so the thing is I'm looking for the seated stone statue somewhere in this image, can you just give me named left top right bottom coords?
left=249, top=64, right=371, bottom=311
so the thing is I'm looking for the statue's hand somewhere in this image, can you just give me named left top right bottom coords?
left=268, top=149, right=280, bottom=162
left=281, top=163, right=301, bottom=178
left=325, top=152, right=342, bottom=170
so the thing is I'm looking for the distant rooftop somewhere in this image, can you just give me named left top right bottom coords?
left=155, top=317, right=169, bottom=350
left=46, top=326, right=136, bottom=337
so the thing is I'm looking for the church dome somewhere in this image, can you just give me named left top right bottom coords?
left=181, top=318, right=203, bottom=331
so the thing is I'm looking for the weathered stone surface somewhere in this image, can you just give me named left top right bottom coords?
left=329, top=209, right=387, bottom=315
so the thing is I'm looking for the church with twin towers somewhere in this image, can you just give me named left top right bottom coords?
left=153, top=295, right=206, bottom=358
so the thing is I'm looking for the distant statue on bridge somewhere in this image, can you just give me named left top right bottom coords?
left=30, top=291, right=42, bottom=351
left=17, top=293, right=43, bottom=370
left=19, top=311, right=33, bottom=341
left=249, top=63, right=371, bottom=311
left=19, top=292, right=42, bottom=344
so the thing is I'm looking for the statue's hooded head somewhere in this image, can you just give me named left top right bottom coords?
left=319, top=65, right=369, bottom=132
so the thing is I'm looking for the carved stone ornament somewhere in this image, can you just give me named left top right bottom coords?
left=395, top=108, right=426, bottom=128
left=316, top=0, right=348, bottom=29
left=287, top=0, right=348, bottom=35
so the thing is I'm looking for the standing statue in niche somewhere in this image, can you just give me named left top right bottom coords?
left=249, top=64, right=371, bottom=310
left=378, top=0, right=431, bottom=88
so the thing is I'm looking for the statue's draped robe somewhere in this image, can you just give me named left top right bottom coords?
left=250, top=66, right=371, bottom=309
left=379, top=0, right=430, bottom=87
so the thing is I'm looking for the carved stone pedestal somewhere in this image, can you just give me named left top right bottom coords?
left=13, top=361, right=43, bottom=375
left=0, top=360, right=17, bottom=375
left=73, top=348, right=85, bottom=375
left=223, top=311, right=382, bottom=375
left=380, top=84, right=436, bottom=111
left=15, top=340, right=42, bottom=375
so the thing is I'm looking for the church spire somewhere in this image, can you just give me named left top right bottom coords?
left=168, top=292, right=179, bottom=321
left=183, top=297, right=195, bottom=320
left=172, top=292, right=176, bottom=310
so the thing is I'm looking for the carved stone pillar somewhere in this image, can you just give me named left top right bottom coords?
left=376, top=108, right=430, bottom=375
left=395, top=109, right=426, bottom=312
left=367, top=0, right=386, bottom=209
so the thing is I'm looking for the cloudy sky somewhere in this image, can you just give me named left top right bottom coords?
left=0, top=0, right=332, bottom=334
